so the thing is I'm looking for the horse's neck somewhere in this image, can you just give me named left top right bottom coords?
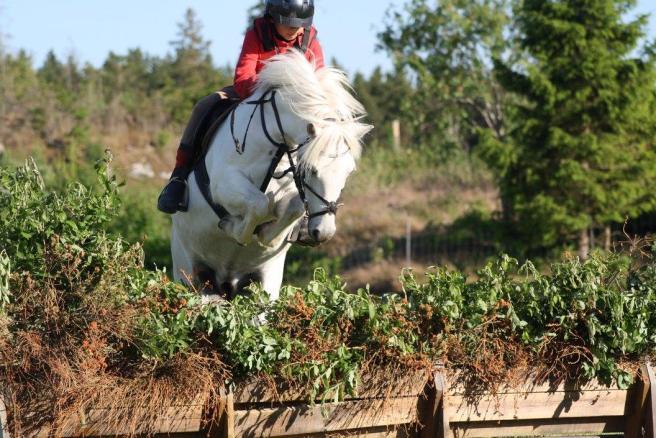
left=203, top=93, right=296, bottom=198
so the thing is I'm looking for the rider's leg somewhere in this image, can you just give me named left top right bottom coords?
left=158, top=91, right=230, bottom=214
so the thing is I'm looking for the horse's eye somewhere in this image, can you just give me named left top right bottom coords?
left=310, top=167, right=318, bottom=176
left=307, top=124, right=316, bottom=137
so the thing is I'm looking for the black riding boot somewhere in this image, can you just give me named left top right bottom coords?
left=157, top=174, right=190, bottom=214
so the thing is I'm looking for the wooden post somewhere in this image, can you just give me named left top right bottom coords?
left=208, top=389, right=234, bottom=438
left=625, top=363, right=651, bottom=438
left=392, top=120, right=401, bottom=151
left=222, top=391, right=234, bottom=438
left=406, top=218, right=412, bottom=268
left=436, top=373, right=452, bottom=438
left=420, top=372, right=444, bottom=438
left=0, top=395, right=9, bottom=438
left=646, top=362, right=656, bottom=438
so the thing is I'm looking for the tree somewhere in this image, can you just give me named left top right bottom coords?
left=378, top=0, right=514, bottom=151
left=167, top=8, right=227, bottom=123
left=352, top=67, right=416, bottom=148
left=491, top=0, right=656, bottom=257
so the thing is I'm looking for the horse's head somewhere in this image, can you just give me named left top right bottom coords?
left=255, top=51, right=372, bottom=245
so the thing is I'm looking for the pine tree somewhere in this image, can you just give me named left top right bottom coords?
left=493, top=0, right=656, bottom=256
left=167, top=8, right=224, bottom=123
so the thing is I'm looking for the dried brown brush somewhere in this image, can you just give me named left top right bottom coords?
left=0, top=242, right=228, bottom=437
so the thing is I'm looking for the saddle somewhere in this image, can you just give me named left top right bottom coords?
left=197, top=88, right=241, bottom=163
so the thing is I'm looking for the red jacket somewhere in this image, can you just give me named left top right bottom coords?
left=234, top=18, right=325, bottom=99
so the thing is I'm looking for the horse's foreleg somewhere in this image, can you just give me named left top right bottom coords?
left=171, top=227, right=194, bottom=284
left=257, top=193, right=305, bottom=247
left=259, top=253, right=287, bottom=301
left=215, top=173, right=275, bottom=246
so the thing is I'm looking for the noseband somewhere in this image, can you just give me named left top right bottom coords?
left=232, top=88, right=344, bottom=220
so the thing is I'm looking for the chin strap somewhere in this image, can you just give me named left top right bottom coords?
left=255, top=19, right=314, bottom=54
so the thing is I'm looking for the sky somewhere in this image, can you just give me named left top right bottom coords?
left=1, top=0, right=655, bottom=77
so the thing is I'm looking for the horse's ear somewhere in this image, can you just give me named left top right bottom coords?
left=307, top=123, right=316, bottom=137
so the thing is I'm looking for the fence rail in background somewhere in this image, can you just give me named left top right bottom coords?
left=329, top=214, right=656, bottom=274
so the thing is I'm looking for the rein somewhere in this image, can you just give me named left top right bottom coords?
left=197, top=88, right=343, bottom=225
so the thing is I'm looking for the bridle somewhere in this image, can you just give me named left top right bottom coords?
left=230, top=88, right=344, bottom=221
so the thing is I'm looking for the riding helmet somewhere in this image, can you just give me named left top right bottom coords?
left=265, top=0, right=314, bottom=28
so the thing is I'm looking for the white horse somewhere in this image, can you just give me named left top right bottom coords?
left=171, top=51, right=372, bottom=300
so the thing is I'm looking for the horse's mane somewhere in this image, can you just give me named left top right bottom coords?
left=254, top=51, right=372, bottom=171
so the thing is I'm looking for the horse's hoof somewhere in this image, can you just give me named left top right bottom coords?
left=200, top=294, right=226, bottom=305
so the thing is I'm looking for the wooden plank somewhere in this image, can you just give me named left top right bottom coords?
left=445, top=386, right=631, bottom=422
left=36, top=404, right=204, bottom=437
left=279, top=426, right=414, bottom=437
left=234, top=368, right=429, bottom=404
left=234, top=396, right=420, bottom=437
left=647, top=361, right=656, bottom=438
left=447, top=373, right=632, bottom=396
left=626, top=363, right=650, bottom=438
left=450, top=417, right=625, bottom=437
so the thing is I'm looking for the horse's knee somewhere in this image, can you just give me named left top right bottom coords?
left=289, top=196, right=305, bottom=217
left=252, top=194, right=273, bottom=220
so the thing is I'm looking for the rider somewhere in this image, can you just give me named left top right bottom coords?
left=157, top=0, right=325, bottom=214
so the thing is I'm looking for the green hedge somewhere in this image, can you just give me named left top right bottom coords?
left=1, top=159, right=655, bottom=412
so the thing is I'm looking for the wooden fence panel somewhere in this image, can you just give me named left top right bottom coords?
left=233, top=397, right=420, bottom=437
left=7, top=366, right=656, bottom=437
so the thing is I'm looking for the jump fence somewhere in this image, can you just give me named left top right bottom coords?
left=5, top=363, right=656, bottom=437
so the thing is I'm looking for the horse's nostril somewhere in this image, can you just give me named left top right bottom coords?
left=312, top=229, right=321, bottom=241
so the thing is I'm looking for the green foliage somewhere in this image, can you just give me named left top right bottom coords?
left=379, top=0, right=515, bottom=151
left=404, top=252, right=656, bottom=387
left=0, top=157, right=120, bottom=279
left=488, top=0, right=656, bottom=252
left=351, top=67, right=416, bottom=149
left=108, top=187, right=173, bottom=271
left=3, top=156, right=656, bottom=410
left=131, top=272, right=202, bottom=359
left=285, top=245, right=343, bottom=284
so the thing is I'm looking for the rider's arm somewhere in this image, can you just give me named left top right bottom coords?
left=234, top=29, right=261, bottom=99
